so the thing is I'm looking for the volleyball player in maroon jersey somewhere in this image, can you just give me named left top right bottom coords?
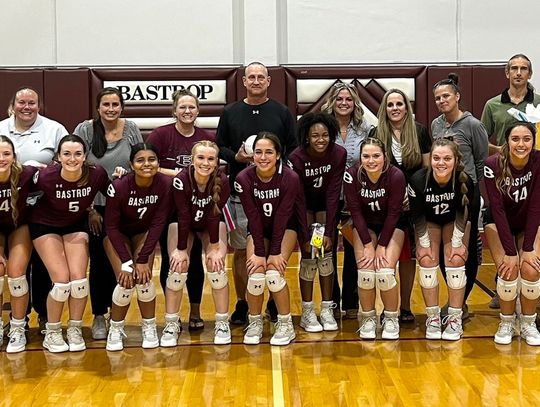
left=409, top=138, right=473, bottom=341
left=29, top=134, right=109, bottom=353
left=235, top=132, right=307, bottom=346
left=146, top=89, right=214, bottom=331
left=483, top=122, right=540, bottom=345
left=342, top=137, right=405, bottom=340
left=0, top=136, right=37, bottom=353
left=103, top=143, right=171, bottom=351
left=288, top=112, right=346, bottom=332
left=162, top=141, right=231, bottom=347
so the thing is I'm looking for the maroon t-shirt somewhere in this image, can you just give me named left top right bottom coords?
left=484, top=151, right=540, bottom=255
left=146, top=124, right=215, bottom=170
left=288, top=143, right=346, bottom=236
left=105, top=172, right=172, bottom=264
left=343, top=164, right=405, bottom=247
left=0, top=166, right=38, bottom=229
left=172, top=166, right=230, bottom=250
left=29, top=164, right=109, bottom=227
left=235, top=163, right=307, bottom=257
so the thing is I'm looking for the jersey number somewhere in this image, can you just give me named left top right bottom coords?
left=137, top=207, right=147, bottom=219
left=313, top=176, right=323, bottom=188
left=434, top=203, right=450, bottom=215
left=194, top=210, right=204, bottom=222
left=69, top=201, right=79, bottom=212
left=0, top=199, right=9, bottom=212
left=368, top=201, right=381, bottom=211
left=512, top=187, right=527, bottom=203
left=263, top=203, right=273, bottom=217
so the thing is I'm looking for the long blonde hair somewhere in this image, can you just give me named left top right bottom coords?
left=373, top=88, right=422, bottom=170
left=0, top=136, right=23, bottom=226
left=191, top=140, right=222, bottom=214
left=321, top=82, right=365, bottom=131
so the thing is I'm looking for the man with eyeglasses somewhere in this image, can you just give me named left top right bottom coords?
left=216, top=62, right=297, bottom=325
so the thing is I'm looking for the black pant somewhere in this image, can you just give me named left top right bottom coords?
left=89, top=205, right=117, bottom=316
left=440, top=183, right=481, bottom=301
left=332, top=235, right=359, bottom=310
left=159, top=228, right=205, bottom=304
left=26, top=250, right=51, bottom=319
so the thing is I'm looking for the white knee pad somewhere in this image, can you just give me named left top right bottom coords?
left=419, top=266, right=439, bottom=289
left=136, top=282, right=156, bottom=302
left=445, top=266, right=467, bottom=290
left=50, top=282, right=71, bottom=302
left=247, top=272, right=266, bottom=295
left=521, top=279, right=540, bottom=300
left=70, top=278, right=89, bottom=299
left=112, top=284, right=134, bottom=307
left=166, top=272, right=187, bottom=291
left=357, top=269, right=376, bottom=290
left=206, top=270, right=228, bottom=290
left=0, top=275, right=4, bottom=293
left=497, top=278, right=519, bottom=302
left=376, top=268, right=397, bottom=291
left=266, top=269, right=287, bottom=293
left=299, top=258, right=318, bottom=282
left=8, top=276, right=29, bottom=297
left=318, top=253, right=334, bottom=277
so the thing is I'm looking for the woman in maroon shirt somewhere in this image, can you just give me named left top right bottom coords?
left=162, top=141, right=231, bottom=347
left=30, top=134, right=109, bottom=353
left=484, top=122, right=540, bottom=346
left=0, top=136, right=37, bottom=353
left=236, top=132, right=307, bottom=346
left=342, top=137, right=406, bottom=340
left=103, top=143, right=171, bottom=351
left=288, top=112, right=346, bottom=333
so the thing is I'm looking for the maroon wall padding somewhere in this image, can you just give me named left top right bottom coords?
left=234, top=66, right=288, bottom=106
left=43, top=69, right=91, bottom=132
left=472, top=66, right=508, bottom=120
left=282, top=66, right=428, bottom=126
left=0, top=69, right=44, bottom=120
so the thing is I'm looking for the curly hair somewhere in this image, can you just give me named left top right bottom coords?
left=296, top=112, right=338, bottom=148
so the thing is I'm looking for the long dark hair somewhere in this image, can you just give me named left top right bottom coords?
left=92, top=87, right=125, bottom=158
left=56, top=134, right=90, bottom=187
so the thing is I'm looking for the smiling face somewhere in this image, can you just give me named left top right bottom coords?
left=58, top=141, right=86, bottom=174
left=253, top=138, right=280, bottom=176
left=307, top=122, right=330, bottom=156
left=13, top=89, right=39, bottom=126
left=334, top=88, right=354, bottom=119
left=434, top=84, right=460, bottom=115
left=431, top=145, right=456, bottom=184
left=98, top=93, right=123, bottom=123
left=508, top=125, right=534, bottom=163
left=0, top=141, right=15, bottom=179
left=131, top=149, right=159, bottom=180
left=192, top=145, right=219, bottom=179
left=174, top=95, right=199, bottom=126
left=360, top=143, right=385, bottom=175
left=386, top=92, right=407, bottom=127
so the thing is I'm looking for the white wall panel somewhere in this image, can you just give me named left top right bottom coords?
left=55, top=0, right=235, bottom=65
left=0, top=0, right=57, bottom=66
left=286, top=0, right=458, bottom=64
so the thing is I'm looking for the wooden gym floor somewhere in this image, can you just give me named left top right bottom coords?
left=1, top=250, right=539, bottom=407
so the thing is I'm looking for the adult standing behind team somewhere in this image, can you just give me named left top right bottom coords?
left=482, top=54, right=540, bottom=155
left=146, top=89, right=213, bottom=331
left=216, top=62, right=297, bottom=325
left=74, top=87, right=143, bottom=340
left=481, top=54, right=540, bottom=309
left=321, top=83, right=372, bottom=320
left=0, top=87, right=68, bottom=331
left=432, top=74, right=489, bottom=319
